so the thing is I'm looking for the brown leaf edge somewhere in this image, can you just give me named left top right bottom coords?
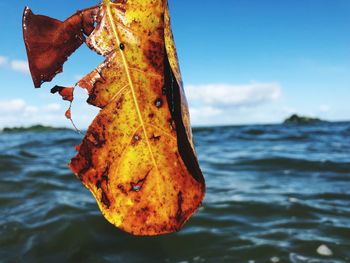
left=22, top=6, right=99, bottom=88
left=22, top=5, right=100, bottom=129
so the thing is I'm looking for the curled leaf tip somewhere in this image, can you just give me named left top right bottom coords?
left=51, top=86, right=74, bottom=102
left=51, top=86, right=80, bottom=132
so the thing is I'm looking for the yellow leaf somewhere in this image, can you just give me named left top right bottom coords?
left=23, top=0, right=205, bottom=236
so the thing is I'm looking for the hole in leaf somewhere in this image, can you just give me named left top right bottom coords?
left=131, top=185, right=141, bottom=192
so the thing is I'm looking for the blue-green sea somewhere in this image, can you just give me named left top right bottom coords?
left=1, top=122, right=350, bottom=262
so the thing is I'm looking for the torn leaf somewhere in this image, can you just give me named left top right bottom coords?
left=23, top=0, right=205, bottom=236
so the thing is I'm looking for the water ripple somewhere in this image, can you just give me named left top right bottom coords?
left=0, top=122, right=349, bottom=262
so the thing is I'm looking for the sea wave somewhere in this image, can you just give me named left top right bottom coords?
left=234, top=157, right=350, bottom=173
left=1, top=122, right=350, bottom=262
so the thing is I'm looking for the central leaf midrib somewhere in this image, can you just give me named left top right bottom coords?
left=105, top=3, right=162, bottom=195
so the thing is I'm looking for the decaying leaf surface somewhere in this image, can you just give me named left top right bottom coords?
left=23, top=0, right=205, bottom=236
left=23, top=6, right=99, bottom=88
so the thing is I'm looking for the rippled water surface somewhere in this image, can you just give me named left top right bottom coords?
left=1, top=122, right=350, bottom=262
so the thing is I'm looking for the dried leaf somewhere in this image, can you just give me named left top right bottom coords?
left=51, top=86, right=74, bottom=102
left=51, top=86, right=75, bottom=121
left=23, top=6, right=99, bottom=88
left=23, top=0, right=205, bottom=236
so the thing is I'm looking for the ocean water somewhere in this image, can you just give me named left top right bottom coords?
left=1, top=122, right=350, bottom=263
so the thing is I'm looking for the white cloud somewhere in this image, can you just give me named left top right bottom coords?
left=319, top=104, right=331, bottom=113
left=0, top=99, right=40, bottom=116
left=0, top=99, right=27, bottom=112
left=0, top=100, right=60, bottom=128
left=10, top=60, right=30, bottom=74
left=185, top=82, right=284, bottom=125
left=0, top=81, right=286, bottom=128
left=24, top=105, right=39, bottom=115
left=186, top=82, right=281, bottom=107
left=0, top=98, right=99, bottom=129
left=190, top=106, right=222, bottom=118
left=44, top=103, right=61, bottom=112
left=0, top=56, right=8, bottom=66
left=0, top=56, right=30, bottom=73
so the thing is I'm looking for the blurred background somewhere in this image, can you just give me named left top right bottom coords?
left=0, top=0, right=349, bottom=262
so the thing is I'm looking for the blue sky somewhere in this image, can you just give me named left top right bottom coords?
left=0, top=0, right=349, bottom=128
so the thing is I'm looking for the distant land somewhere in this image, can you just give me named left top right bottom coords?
left=283, top=114, right=327, bottom=125
left=0, top=115, right=338, bottom=132
left=1, top=125, right=72, bottom=133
